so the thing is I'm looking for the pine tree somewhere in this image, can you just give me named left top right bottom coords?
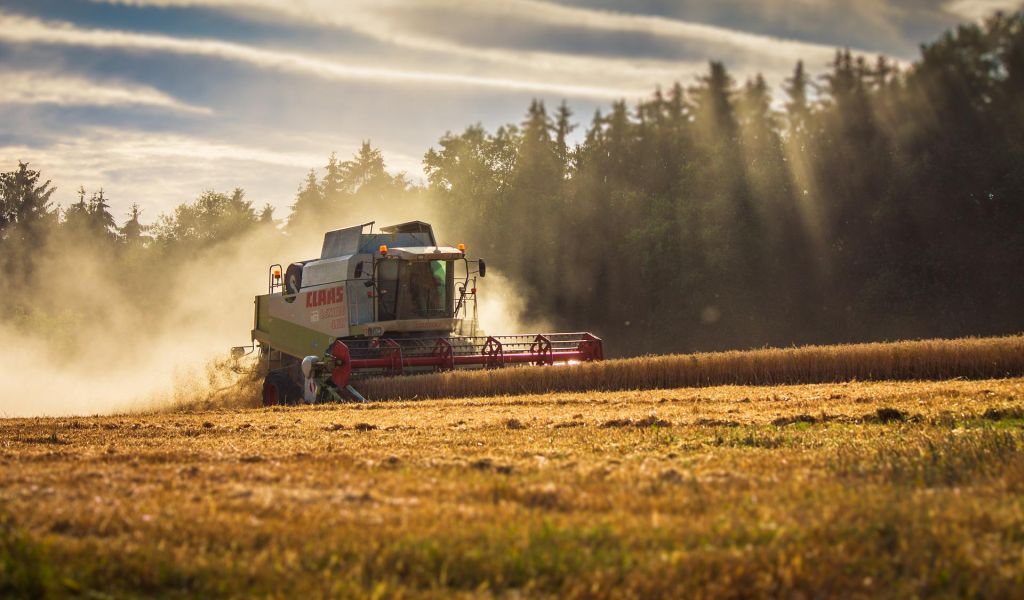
left=0, top=161, right=56, bottom=241
left=689, top=61, right=738, bottom=137
left=783, top=61, right=812, bottom=133
left=62, top=186, right=91, bottom=233
left=516, top=100, right=559, bottom=189
left=320, top=152, right=345, bottom=200
left=666, top=82, right=685, bottom=123
left=554, top=100, right=576, bottom=169
left=88, top=188, right=117, bottom=240
left=341, top=142, right=388, bottom=194
left=119, top=203, right=148, bottom=245
left=258, top=203, right=276, bottom=227
left=738, top=74, right=774, bottom=132
left=287, top=169, right=325, bottom=232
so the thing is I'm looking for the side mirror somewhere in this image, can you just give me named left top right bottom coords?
left=354, top=262, right=364, bottom=278
left=478, top=258, right=487, bottom=278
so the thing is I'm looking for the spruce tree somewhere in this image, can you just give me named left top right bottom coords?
left=287, top=169, right=324, bottom=232
left=88, top=188, right=117, bottom=240
left=0, top=161, right=55, bottom=241
left=120, top=203, right=147, bottom=245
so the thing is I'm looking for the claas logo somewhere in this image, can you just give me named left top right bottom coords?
left=306, top=286, right=345, bottom=308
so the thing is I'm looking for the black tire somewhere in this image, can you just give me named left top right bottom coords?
left=262, top=371, right=302, bottom=406
left=283, top=262, right=304, bottom=303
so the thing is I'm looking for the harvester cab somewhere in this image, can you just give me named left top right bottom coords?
left=250, top=221, right=603, bottom=405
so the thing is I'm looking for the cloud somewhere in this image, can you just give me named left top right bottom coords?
left=303, top=0, right=858, bottom=85
left=546, top=0, right=960, bottom=58
left=0, top=10, right=648, bottom=100
left=92, top=0, right=864, bottom=60
left=461, top=0, right=849, bottom=59
left=86, top=0, right=877, bottom=86
left=0, top=70, right=211, bottom=114
left=943, top=0, right=1023, bottom=19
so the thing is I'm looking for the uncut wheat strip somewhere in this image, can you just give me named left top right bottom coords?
left=383, top=336, right=1020, bottom=398
left=357, top=335, right=1024, bottom=400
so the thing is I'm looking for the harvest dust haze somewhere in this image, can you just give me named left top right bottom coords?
left=0, top=225, right=288, bottom=417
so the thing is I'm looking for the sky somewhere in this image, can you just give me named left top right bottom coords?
left=1, top=0, right=1020, bottom=222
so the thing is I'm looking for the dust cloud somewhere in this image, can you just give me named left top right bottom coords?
left=0, top=226, right=289, bottom=417
left=473, top=270, right=553, bottom=337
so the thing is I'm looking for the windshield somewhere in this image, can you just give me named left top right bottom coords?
left=377, top=260, right=453, bottom=321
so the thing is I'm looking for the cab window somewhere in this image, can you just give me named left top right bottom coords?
left=377, top=260, right=453, bottom=321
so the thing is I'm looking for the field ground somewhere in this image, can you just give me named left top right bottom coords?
left=3, top=378, right=1024, bottom=597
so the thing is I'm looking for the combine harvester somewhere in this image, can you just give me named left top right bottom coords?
left=245, top=221, right=603, bottom=404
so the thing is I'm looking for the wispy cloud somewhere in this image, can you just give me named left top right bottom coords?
left=0, top=70, right=211, bottom=114
left=88, top=0, right=871, bottom=85
left=294, top=0, right=853, bottom=85
left=943, top=0, right=1023, bottom=20
left=452, top=0, right=852, bottom=59
left=93, top=0, right=864, bottom=59
left=0, top=10, right=648, bottom=99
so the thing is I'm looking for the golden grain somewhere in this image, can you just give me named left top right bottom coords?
left=359, top=335, right=1024, bottom=400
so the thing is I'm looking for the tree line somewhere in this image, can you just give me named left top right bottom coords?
left=2, top=12, right=1021, bottom=355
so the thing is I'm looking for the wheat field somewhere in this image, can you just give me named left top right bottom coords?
left=358, top=335, right=1024, bottom=400
left=3, top=377, right=1024, bottom=597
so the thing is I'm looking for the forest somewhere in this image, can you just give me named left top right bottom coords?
left=2, top=12, right=1022, bottom=356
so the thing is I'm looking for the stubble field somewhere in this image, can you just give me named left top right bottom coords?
left=3, top=377, right=1024, bottom=598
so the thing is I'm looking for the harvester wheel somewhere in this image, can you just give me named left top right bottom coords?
left=262, top=372, right=300, bottom=406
